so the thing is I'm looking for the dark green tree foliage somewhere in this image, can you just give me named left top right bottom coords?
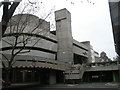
left=100, top=51, right=111, bottom=62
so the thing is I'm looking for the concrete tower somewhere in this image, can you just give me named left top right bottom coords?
left=55, top=8, right=73, bottom=64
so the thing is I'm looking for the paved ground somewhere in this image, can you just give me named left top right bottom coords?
left=2, top=82, right=120, bottom=90
left=33, top=82, right=120, bottom=88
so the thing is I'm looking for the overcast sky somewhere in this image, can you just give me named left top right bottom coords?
left=0, top=0, right=116, bottom=59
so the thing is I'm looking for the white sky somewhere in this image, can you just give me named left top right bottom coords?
left=0, top=0, right=116, bottom=59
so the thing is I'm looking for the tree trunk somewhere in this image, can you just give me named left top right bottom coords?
left=2, top=1, right=20, bottom=36
left=4, top=68, right=11, bottom=88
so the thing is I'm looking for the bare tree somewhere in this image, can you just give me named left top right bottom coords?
left=66, top=0, right=95, bottom=5
left=0, top=0, right=54, bottom=86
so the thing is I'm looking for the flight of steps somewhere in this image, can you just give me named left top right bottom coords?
left=65, top=63, right=86, bottom=80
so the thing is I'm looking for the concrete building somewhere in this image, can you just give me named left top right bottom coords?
left=1, top=8, right=119, bottom=85
left=2, top=8, right=91, bottom=84
left=91, top=50, right=101, bottom=63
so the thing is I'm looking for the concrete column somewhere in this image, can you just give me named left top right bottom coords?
left=31, top=71, right=35, bottom=82
left=22, top=71, right=25, bottom=82
left=113, top=72, right=116, bottom=82
left=49, top=70, right=56, bottom=84
left=118, top=64, right=120, bottom=82
left=55, top=8, right=73, bottom=64
left=39, top=72, right=42, bottom=84
left=12, top=70, right=16, bottom=82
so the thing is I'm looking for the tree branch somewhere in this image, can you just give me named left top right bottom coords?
left=8, top=1, right=21, bottom=20
left=0, top=53, right=9, bottom=66
left=2, top=39, right=13, bottom=46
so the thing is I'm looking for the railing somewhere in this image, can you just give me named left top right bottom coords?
left=85, top=61, right=119, bottom=71
left=65, top=61, right=119, bottom=80
left=4, top=60, right=70, bottom=71
left=79, top=63, right=86, bottom=79
left=2, top=55, right=71, bottom=71
left=64, top=63, right=86, bottom=79
left=86, top=61, right=119, bottom=67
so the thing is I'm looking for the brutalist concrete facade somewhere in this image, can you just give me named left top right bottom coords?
left=2, top=8, right=94, bottom=84
left=2, top=8, right=92, bottom=64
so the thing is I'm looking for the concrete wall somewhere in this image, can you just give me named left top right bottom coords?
left=3, top=50, right=56, bottom=60
left=73, top=46, right=88, bottom=58
left=55, top=8, right=73, bottom=64
left=85, top=65, right=118, bottom=71
left=2, top=13, right=57, bottom=60
left=2, top=35, right=57, bottom=51
left=73, top=40, right=88, bottom=50
left=73, top=40, right=88, bottom=57
left=2, top=34, right=57, bottom=60
left=8, top=14, right=50, bottom=33
left=81, top=41, right=92, bottom=63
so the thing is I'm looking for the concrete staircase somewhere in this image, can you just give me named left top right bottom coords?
left=79, top=64, right=85, bottom=79
left=65, top=63, right=86, bottom=80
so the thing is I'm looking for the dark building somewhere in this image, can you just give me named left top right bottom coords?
left=109, top=1, right=120, bottom=56
left=109, top=0, right=120, bottom=82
